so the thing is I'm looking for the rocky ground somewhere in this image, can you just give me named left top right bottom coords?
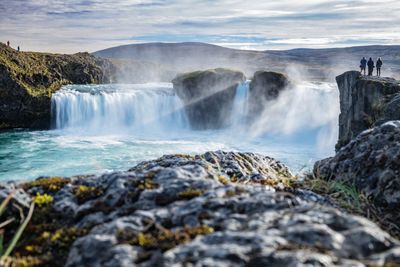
left=0, top=151, right=399, bottom=266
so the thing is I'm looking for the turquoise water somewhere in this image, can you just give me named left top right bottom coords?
left=0, top=82, right=339, bottom=181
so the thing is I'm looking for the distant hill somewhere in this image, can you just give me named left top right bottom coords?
left=94, top=42, right=400, bottom=82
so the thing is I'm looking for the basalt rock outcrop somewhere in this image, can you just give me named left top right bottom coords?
left=1, top=151, right=400, bottom=266
left=0, top=43, right=115, bottom=129
left=249, top=71, right=290, bottom=116
left=315, top=121, right=400, bottom=226
left=172, top=68, right=245, bottom=129
left=336, top=71, right=400, bottom=150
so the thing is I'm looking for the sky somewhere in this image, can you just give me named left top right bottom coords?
left=0, top=0, right=399, bottom=53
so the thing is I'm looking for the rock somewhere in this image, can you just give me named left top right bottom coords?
left=1, top=151, right=399, bottom=266
left=314, top=121, right=400, bottom=219
left=248, top=71, right=289, bottom=116
left=0, top=43, right=116, bottom=129
left=335, top=70, right=400, bottom=150
left=172, top=68, right=245, bottom=129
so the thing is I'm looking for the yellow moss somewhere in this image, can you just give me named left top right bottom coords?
left=260, top=178, right=279, bottom=187
left=230, top=175, right=238, bottom=183
left=24, top=245, right=35, bottom=252
left=129, top=225, right=214, bottom=250
left=40, top=232, right=51, bottom=239
left=0, top=256, right=42, bottom=267
left=136, top=179, right=159, bottom=190
left=33, top=193, right=53, bottom=207
left=137, top=232, right=156, bottom=247
left=72, top=185, right=103, bottom=203
left=177, top=188, right=203, bottom=199
left=24, top=177, right=69, bottom=192
left=50, top=230, right=62, bottom=242
left=218, top=175, right=230, bottom=185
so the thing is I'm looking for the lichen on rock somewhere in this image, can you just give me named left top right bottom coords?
left=0, top=151, right=399, bottom=266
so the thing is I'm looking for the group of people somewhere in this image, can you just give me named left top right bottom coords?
left=360, top=57, right=383, bottom=76
left=6, top=41, right=20, bottom=52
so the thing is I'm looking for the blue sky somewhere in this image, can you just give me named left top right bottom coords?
left=0, top=0, right=399, bottom=53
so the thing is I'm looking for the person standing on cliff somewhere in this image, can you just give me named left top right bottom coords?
left=6, top=41, right=10, bottom=46
left=367, top=57, right=374, bottom=76
left=360, top=57, right=367, bottom=75
left=376, top=57, right=383, bottom=77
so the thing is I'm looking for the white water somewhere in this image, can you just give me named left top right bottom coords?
left=52, top=83, right=188, bottom=133
left=0, top=81, right=339, bottom=181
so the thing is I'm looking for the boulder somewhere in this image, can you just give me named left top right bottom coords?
left=1, top=151, right=400, bottom=266
left=314, top=121, right=400, bottom=217
left=0, top=43, right=115, bottom=129
left=249, top=71, right=289, bottom=116
left=172, top=68, right=245, bottom=129
left=335, top=71, right=400, bottom=150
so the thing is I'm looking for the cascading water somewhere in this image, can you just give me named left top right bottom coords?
left=0, top=81, right=339, bottom=181
left=51, top=83, right=189, bottom=133
left=230, top=81, right=250, bottom=127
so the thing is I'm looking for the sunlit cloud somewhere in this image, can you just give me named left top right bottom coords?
left=0, top=0, right=399, bottom=53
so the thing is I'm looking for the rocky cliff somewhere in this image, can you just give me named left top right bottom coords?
left=0, top=43, right=115, bottom=129
left=172, top=68, right=245, bottom=129
left=249, top=71, right=289, bottom=116
left=336, top=71, right=400, bottom=149
left=314, top=71, right=400, bottom=239
left=1, top=151, right=400, bottom=266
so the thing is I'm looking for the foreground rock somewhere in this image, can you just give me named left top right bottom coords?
left=1, top=151, right=399, bottom=266
left=315, top=121, right=400, bottom=230
left=0, top=43, right=115, bottom=129
left=336, top=71, right=400, bottom=150
left=172, top=68, right=245, bottom=129
left=249, top=71, right=290, bottom=116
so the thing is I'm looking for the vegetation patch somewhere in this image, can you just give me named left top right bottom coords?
left=23, top=177, right=70, bottom=193
left=73, top=185, right=104, bottom=204
left=33, top=193, right=53, bottom=207
left=296, top=174, right=400, bottom=239
left=177, top=188, right=203, bottom=199
left=117, top=224, right=214, bottom=263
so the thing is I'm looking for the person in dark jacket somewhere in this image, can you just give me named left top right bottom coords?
left=376, top=57, right=383, bottom=76
left=360, top=57, right=367, bottom=75
left=367, top=57, right=374, bottom=76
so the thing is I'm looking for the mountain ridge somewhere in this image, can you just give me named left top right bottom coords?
left=94, top=42, right=400, bottom=81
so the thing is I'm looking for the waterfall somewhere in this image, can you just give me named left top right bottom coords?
left=230, top=81, right=250, bottom=126
left=51, top=83, right=189, bottom=133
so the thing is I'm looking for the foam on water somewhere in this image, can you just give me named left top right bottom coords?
left=0, top=82, right=339, bottom=181
left=52, top=83, right=188, bottom=134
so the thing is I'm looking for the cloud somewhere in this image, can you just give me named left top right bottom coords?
left=0, top=0, right=399, bottom=53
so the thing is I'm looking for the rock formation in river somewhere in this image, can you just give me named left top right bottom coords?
left=248, top=71, right=289, bottom=116
left=335, top=71, right=400, bottom=150
left=1, top=151, right=400, bottom=266
left=0, top=43, right=115, bottom=129
left=172, top=68, right=245, bottom=129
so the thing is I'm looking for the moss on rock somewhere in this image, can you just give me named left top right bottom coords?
left=0, top=43, right=115, bottom=129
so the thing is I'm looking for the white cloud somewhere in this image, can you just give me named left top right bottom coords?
left=0, top=0, right=399, bottom=53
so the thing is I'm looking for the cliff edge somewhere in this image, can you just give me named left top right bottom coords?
left=0, top=43, right=115, bottom=129
left=336, top=71, right=400, bottom=149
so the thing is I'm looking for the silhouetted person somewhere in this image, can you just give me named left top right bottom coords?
left=376, top=57, right=383, bottom=77
left=367, top=57, right=374, bottom=76
left=17, top=46, right=20, bottom=52
left=360, top=57, right=367, bottom=75
left=6, top=41, right=9, bottom=46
